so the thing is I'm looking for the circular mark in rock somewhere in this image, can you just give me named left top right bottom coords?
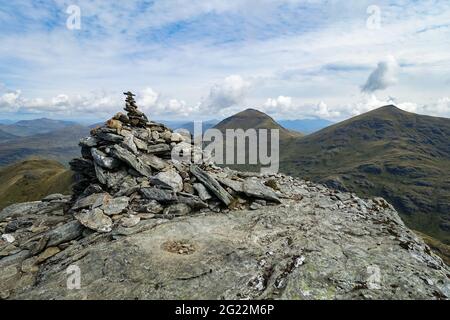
left=161, top=240, right=196, bottom=255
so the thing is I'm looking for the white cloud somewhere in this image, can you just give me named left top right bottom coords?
left=0, top=86, right=199, bottom=119
left=362, top=56, right=399, bottom=93
left=51, top=94, right=70, bottom=107
left=260, top=97, right=340, bottom=120
left=202, top=75, right=251, bottom=112
left=136, top=88, right=159, bottom=111
left=0, top=89, right=123, bottom=116
left=0, top=90, right=21, bottom=112
left=314, top=101, right=341, bottom=119
left=421, top=97, right=450, bottom=117
left=263, top=96, right=292, bottom=112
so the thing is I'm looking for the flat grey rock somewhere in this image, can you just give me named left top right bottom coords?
left=71, top=193, right=110, bottom=211
left=79, top=136, right=98, bottom=148
left=141, top=154, right=168, bottom=171
left=110, top=145, right=153, bottom=177
left=74, top=208, right=112, bottom=233
left=242, top=178, right=281, bottom=203
left=140, top=188, right=177, bottom=203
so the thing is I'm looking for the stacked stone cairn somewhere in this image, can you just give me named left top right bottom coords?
left=68, top=91, right=281, bottom=233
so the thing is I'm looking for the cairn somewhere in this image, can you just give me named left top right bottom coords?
left=123, top=91, right=148, bottom=127
left=68, top=91, right=281, bottom=233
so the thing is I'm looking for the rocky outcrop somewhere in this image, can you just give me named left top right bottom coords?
left=67, top=91, right=283, bottom=233
left=0, top=94, right=449, bottom=300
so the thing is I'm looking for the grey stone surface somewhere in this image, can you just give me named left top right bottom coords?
left=146, top=144, right=171, bottom=154
left=140, top=188, right=177, bottom=203
left=79, top=136, right=98, bottom=148
left=141, top=154, right=168, bottom=171
left=110, top=145, right=153, bottom=177
left=3, top=185, right=449, bottom=299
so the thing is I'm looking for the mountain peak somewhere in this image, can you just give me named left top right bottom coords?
left=235, top=108, right=268, bottom=117
left=215, top=108, right=303, bottom=138
left=367, top=105, right=410, bottom=117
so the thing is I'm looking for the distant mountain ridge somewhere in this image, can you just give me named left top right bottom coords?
left=0, top=124, right=90, bottom=167
left=0, top=128, right=18, bottom=141
left=0, top=118, right=77, bottom=137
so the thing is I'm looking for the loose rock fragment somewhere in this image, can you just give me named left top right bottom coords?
left=190, top=165, right=234, bottom=206
left=36, top=247, right=61, bottom=264
left=193, top=183, right=212, bottom=201
left=101, top=196, right=130, bottom=216
left=152, top=169, right=183, bottom=192
left=71, top=193, right=110, bottom=211
left=45, top=221, right=84, bottom=247
left=163, top=203, right=191, bottom=216
left=91, top=148, right=120, bottom=169
left=1, top=234, right=15, bottom=243
left=140, top=188, right=177, bottom=203
left=146, top=144, right=171, bottom=154
left=74, top=208, right=113, bottom=233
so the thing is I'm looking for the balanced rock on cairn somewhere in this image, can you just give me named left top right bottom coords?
left=68, top=91, right=281, bottom=234
left=123, top=91, right=148, bottom=127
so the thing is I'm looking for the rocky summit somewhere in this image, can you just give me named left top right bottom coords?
left=0, top=93, right=449, bottom=300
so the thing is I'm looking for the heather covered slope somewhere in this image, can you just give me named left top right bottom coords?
left=0, top=159, right=73, bottom=210
left=281, top=105, right=450, bottom=244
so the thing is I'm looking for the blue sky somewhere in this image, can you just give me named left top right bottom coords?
left=0, top=0, right=449, bottom=122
